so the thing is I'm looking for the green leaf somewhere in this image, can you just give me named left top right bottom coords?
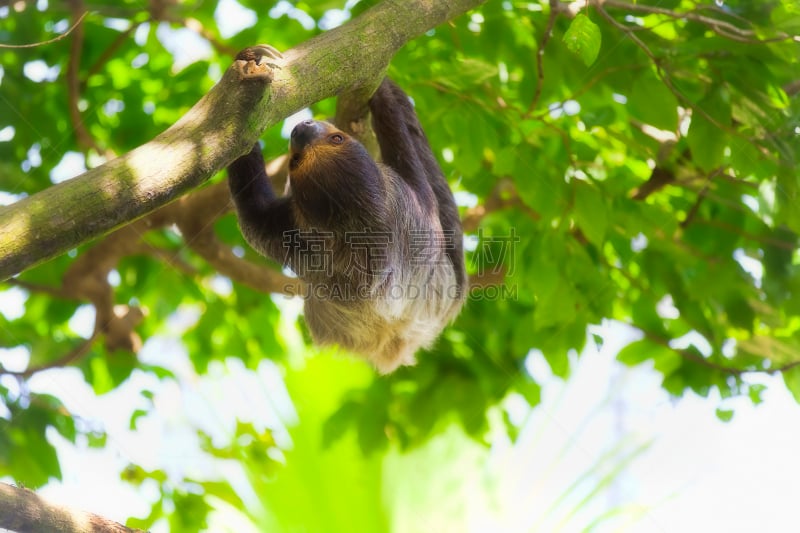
left=515, top=375, right=542, bottom=407
left=562, top=14, right=602, bottom=66
left=200, top=480, right=244, bottom=509
left=323, top=401, right=359, bottom=448
left=715, top=408, right=734, bottom=422
left=544, top=346, right=570, bottom=378
left=739, top=336, right=800, bottom=365
left=87, top=430, right=107, bottom=448
left=85, top=354, right=115, bottom=395
left=617, top=340, right=652, bottom=366
left=512, top=138, right=569, bottom=222
left=170, top=491, right=211, bottom=532
left=686, top=86, right=732, bottom=172
left=628, top=75, right=679, bottom=131
left=617, top=339, right=678, bottom=375
left=573, top=181, right=608, bottom=248
left=748, top=384, right=766, bottom=405
left=431, top=58, right=498, bottom=91
left=129, top=409, right=148, bottom=430
left=534, top=280, right=579, bottom=329
left=653, top=347, right=682, bottom=377
left=36, top=395, right=76, bottom=443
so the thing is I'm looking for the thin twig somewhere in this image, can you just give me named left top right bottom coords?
left=0, top=332, right=99, bottom=378
left=526, top=0, right=559, bottom=115
left=694, top=219, right=798, bottom=251
left=0, top=11, right=88, bottom=48
left=636, top=327, right=800, bottom=376
left=3, top=278, right=72, bottom=299
left=132, top=242, right=200, bottom=277
left=65, top=5, right=105, bottom=154
left=602, top=0, right=798, bottom=44
left=680, top=169, right=720, bottom=228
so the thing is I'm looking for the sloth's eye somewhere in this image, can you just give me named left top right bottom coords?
left=329, top=134, right=344, bottom=144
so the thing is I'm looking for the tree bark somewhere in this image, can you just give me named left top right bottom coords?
left=0, top=483, right=144, bottom=533
left=0, top=0, right=487, bottom=280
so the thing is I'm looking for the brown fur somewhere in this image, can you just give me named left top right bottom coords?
left=228, top=51, right=465, bottom=373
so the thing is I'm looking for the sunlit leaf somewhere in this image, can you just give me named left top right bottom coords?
left=562, top=14, right=602, bottom=66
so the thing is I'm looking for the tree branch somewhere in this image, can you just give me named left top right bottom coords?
left=635, top=327, right=800, bottom=376
left=0, top=333, right=99, bottom=378
left=65, top=3, right=105, bottom=155
left=0, top=0, right=487, bottom=280
left=526, top=0, right=559, bottom=116
left=334, top=78, right=384, bottom=158
left=0, top=482, right=144, bottom=533
left=0, top=10, right=88, bottom=48
left=601, top=0, right=799, bottom=44
left=171, top=182, right=305, bottom=296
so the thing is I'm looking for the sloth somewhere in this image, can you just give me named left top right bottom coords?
left=227, top=45, right=466, bottom=373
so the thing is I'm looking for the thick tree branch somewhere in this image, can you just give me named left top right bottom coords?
left=0, top=0, right=487, bottom=280
left=0, top=482, right=144, bottom=533
left=171, top=182, right=305, bottom=296
left=334, top=78, right=384, bottom=158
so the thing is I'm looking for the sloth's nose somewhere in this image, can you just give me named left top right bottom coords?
left=290, top=119, right=323, bottom=151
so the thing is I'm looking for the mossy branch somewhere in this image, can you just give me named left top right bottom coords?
left=0, top=482, right=144, bottom=533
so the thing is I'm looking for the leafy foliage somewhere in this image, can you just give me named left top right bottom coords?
left=0, top=0, right=798, bottom=529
